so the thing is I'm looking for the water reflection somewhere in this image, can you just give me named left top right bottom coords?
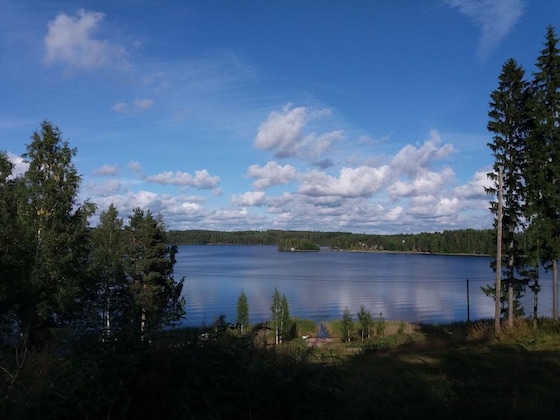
left=175, top=245, right=553, bottom=326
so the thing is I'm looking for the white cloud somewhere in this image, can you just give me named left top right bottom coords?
left=445, top=0, right=525, bottom=59
left=145, top=169, right=220, bottom=189
left=7, top=152, right=28, bottom=178
left=254, top=104, right=341, bottom=159
left=232, top=191, right=267, bottom=207
left=192, top=169, right=220, bottom=189
left=299, top=165, right=390, bottom=198
left=388, top=167, right=455, bottom=198
left=390, top=131, right=454, bottom=176
left=44, top=9, right=128, bottom=70
left=111, top=99, right=154, bottom=113
left=247, top=161, right=297, bottom=190
left=454, top=168, right=491, bottom=199
left=92, top=164, right=119, bottom=176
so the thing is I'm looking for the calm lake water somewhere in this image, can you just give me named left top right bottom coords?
left=174, top=245, right=555, bottom=327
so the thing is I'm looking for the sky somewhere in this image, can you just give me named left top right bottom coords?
left=1, top=0, right=559, bottom=234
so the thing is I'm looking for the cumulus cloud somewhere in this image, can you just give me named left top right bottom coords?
left=92, top=164, right=119, bottom=176
left=454, top=169, right=491, bottom=198
left=7, top=152, right=28, bottom=178
left=246, top=161, right=297, bottom=190
left=44, top=9, right=128, bottom=70
left=232, top=191, right=267, bottom=207
left=254, top=104, right=342, bottom=159
left=111, top=99, right=154, bottom=113
left=390, top=130, right=454, bottom=176
left=299, top=165, right=390, bottom=198
left=145, top=169, right=220, bottom=189
left=388, top=167, right=455, bottom=198
left=444, top=0, right=525, bottom=59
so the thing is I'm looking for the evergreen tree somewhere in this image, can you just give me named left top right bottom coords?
left=125, top=208, right=185, bottom=340
left=486, top=59, right=533, bottom=327
left=526, top=26, right=560, bottom=321
left=236, top=290, right=249, bottom=334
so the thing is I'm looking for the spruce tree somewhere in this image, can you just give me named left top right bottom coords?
left=486, top=59, right=533, bottom=326
left=526, top=25, right=560, bottom=321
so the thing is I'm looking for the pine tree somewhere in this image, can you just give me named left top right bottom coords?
left=526, top=26, right=560, bottom=321
left=486, top=58, right=532, bottom=327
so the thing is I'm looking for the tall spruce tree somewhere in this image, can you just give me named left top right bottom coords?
left=486, top=59, right=533, bottom=327
left=526, top=26, right=560, bottom=321
left=125, top=208, right=185, bottom=340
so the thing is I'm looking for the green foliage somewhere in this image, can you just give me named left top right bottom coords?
left=125, top=208, right=185, bottom=339
left=236, top=290, right=249, bottom=334
left=357, top=305, right=372, bottom=340
left=341, top=307, right=353, bottom=343
left=270, top=288, right=290, bottom=344
left=277, top=238, right=320, bottom=251
left=375, top=312, right=386, bottom=336
left=167, top=228, right=497, bottom=255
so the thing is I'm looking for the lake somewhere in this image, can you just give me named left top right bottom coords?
left=174, top=245, right=555, bottom=327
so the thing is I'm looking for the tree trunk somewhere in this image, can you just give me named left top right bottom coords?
left=495, top=166, right=503, bottom=334
left=553, top=259, right=558, bottom=321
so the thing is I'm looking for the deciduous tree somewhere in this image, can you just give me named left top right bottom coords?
left=341, top=307, right=353, bottom=343
left=236, top=290, right=249, bottom=335
left=356, top=305, right=372, bottom=340
left=125, top=208, right=185, bottom=340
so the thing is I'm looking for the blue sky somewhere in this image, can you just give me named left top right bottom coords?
left=1, top=0, right=559, bottom=234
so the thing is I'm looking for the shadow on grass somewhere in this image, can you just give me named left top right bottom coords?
left=1, top=321, right=559, bottom=419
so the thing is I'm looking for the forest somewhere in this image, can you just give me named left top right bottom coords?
left=167, top=227, right=498, bottom=254
left=1, top=25, right=560, bottom=419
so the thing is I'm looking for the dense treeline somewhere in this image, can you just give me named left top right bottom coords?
left=484, top=25, right=560, bottom=328
left=168, top=228, right=497, bottom=255
left=0, top=122, right=185, bottom=417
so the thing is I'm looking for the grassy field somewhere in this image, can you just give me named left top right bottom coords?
left=2, top=318, right=559, bottom=419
